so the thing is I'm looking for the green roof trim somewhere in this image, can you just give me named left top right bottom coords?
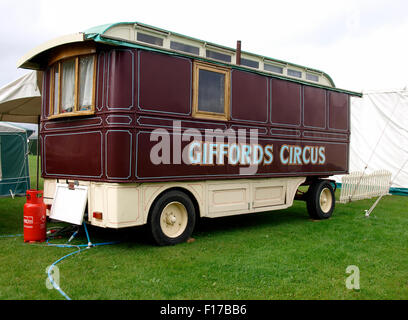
left=84, top=22, right=362, bottom=97
left=84, top=22, right=136, bottom=36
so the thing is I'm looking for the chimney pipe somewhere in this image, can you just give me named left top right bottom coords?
left=236, top=40, right=241, bottom=65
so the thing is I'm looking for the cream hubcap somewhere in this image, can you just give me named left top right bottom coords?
left=319, top=188, right=333, bottom=213
left=160, top=201, right=188, bottom=238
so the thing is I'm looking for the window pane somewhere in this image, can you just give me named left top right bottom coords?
left=137, top=33, right=163, bottom=46
left=241, top=58, right=259, bottom=69
left=79, top=55, right=95, bottom=110
left=61, top=59, right=76, bottom=113
left=53, top=66, right=59, bottom=115
left=287, top=69, right=302, bottom=78
left=198, top=69, right=225, bottom=114
left=306, top=73, right=319, bottom=82
left=264, top=63, right=283, bottom=74
left=206, top=50, right=231, bottom=63
left=170, top=41, right=200, bottom=55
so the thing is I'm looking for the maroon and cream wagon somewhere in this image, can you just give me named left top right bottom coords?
left=18, top=22, right=361, bottom=245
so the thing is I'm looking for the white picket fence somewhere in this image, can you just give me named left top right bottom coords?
left=339, top=170, right=392, bottom=203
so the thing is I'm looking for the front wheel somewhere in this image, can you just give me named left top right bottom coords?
left=306, top=180, right=335, bottom=220
left=148, top=190, right=196, bottom=246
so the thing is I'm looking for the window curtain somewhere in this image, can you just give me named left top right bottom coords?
left=79, top=56, right=94, bottom=110
left=61, top=59, right=76, bottom=112
left=53, top=67, right=59, bottom=114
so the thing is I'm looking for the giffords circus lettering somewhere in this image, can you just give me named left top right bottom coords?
left=149, top=122, right=326, bottom=170
left=187, top=142, right=325, bottom=167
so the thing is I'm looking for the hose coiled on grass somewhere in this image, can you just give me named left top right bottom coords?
left=46, top=222, right=119, bottom=300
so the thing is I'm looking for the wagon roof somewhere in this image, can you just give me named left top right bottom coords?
left=17, top=21, right=362, bottom=97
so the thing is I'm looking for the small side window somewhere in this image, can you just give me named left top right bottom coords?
left=241, top=58, right=259, bottom=69
left=288, top=69, right=302, bottom=78
left=206, top=50, right=231, bottom=63
left=193, top=62, right=230, bottom=121
left=306, top=73, right=319, bottom=82
left=170, top=41, right=200, bottom=55
left=137, top=32, right=163, bottom=46
left=264, top=63, right=283, bottom=74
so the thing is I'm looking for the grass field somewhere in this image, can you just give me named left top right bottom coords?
left=0, top=155, right=407, bottom=300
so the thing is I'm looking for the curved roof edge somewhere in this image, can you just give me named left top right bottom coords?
left=17, top=33, right=85, bottom=70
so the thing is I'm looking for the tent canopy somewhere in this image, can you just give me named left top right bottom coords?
left=0, top=71, right=43, bottom=191
left=0, top=71, right=42, bottom=124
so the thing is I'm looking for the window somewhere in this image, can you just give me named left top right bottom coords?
left=137, top=32, right=163, bottom=46
left=241, top=58, right=259, bottom=69
left=287, top=69, right=302, bottom=78
left=206, top=50, right=232, bottom=63
left=50, top=54, right=96, bottom=117
left=170, top=41, right=200, bottom=55
left=78, top=55, right=96, bottom=109
left=264, top=63, right=283, bottom=74
left=60, top=59, right=76, bottom=113
left=306, top=73, right=319, bottom=82
left=193, top=62, right=230, bottom=121
left=52, top=66, right=59, bottom=115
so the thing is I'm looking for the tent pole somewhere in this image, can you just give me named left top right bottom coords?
left=36, top=115, right=40, bottom=190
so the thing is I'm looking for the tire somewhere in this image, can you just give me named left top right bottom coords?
left=306, top=180, right=335, bottom=220
left=148, top=190, right=196, bottom=246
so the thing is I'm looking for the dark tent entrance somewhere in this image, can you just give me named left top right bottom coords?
left=0, top=123, right=31, bottom=197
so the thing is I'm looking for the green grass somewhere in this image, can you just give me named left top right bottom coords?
left=0, top=155, right=407, bottom=299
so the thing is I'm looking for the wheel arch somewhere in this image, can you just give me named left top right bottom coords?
left=145, top=185, right=201, bottom=225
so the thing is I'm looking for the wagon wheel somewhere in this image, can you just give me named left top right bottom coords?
left=148, top=190, right=196, bottom=246
left=306, top=180, right=335, bottom=220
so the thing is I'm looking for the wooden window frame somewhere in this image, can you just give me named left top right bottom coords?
left=49, top=50, right=97, bottom=119
left=192, top=61, right=230, bottom=121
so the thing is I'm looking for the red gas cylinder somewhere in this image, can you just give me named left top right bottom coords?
left=24, top=190, right=47, bottom=243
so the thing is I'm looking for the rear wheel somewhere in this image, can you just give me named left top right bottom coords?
left=306, top=180, right=335, bottom=220
left=148, top=190, right=196, bottom=246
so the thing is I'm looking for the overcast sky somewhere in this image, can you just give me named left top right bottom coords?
left=1, top=0, right=407, bottom=92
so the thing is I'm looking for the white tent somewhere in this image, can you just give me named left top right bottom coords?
left=0, top=71, right=42, bottom=190
left=0, top=71, right=42, bottom=124
left=336, top=88, right=408, bottom=195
